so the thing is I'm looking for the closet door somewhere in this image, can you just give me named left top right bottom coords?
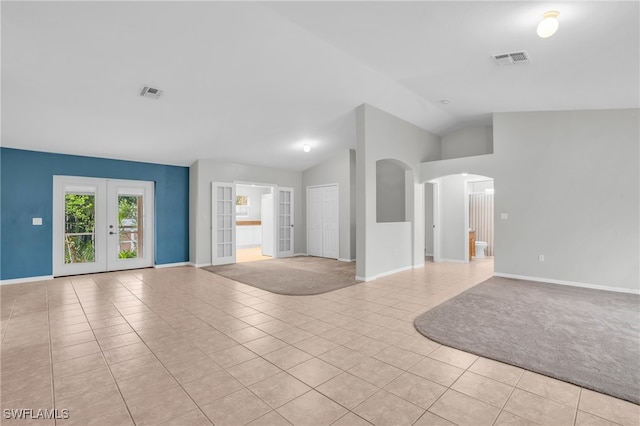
left=322, top=186, right=339, bottom=259
left=306, top=185, right=339, bottom=260
left=307, top=187, right=323, bottom=257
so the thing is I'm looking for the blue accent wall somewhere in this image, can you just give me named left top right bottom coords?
left=0, top=148, right=189, bottom=280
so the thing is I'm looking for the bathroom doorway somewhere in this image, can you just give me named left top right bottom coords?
left=466, top=177, right=495, bottom=261
left=425, top=174, right=495, bottom=265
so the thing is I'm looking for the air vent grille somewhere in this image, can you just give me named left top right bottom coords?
left=140, top=86, right=163, bottom=99
left=493, top=51, right=531, bottom=65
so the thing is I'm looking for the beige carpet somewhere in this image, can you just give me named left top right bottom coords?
left=414, top=276, right=640, bottom=404
left=204, top=256, right=361, bottom=295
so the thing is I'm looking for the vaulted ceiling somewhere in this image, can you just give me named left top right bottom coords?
left=2, top=1, right=638, bottom=170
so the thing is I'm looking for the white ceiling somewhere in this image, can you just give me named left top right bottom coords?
left=2, top=1, right=638, bottom=171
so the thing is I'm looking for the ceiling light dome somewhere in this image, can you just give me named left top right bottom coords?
left=537, top=11, right=560, bottom=38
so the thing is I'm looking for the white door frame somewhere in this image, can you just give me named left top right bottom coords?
left=53, top=176, right=154, bottom=277
left=431, top=179, right=442, bottom=263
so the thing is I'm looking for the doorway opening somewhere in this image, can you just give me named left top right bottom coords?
left=235, top=183, right=274, bottom=263
left=425, top=174, right=495, bottom=269
left=211, top=181, right=294, bottom=266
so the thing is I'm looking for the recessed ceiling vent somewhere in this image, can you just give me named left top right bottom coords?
left=139, top=86, right=163, bottom=99
left=492, top=51, right=531, bottom=65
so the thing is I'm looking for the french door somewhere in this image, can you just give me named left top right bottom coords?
left=211, top=183, right=293, bottom=266
left=211, top=182, right=236, bottom=266
left=53, top=176, right=154, bottom=276
left=276, top=187, right=294, bottom=258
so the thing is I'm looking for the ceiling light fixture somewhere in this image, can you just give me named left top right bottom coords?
left=537, top=11, right=560, bottom=38
left=303, top=144, right=311, bottom=153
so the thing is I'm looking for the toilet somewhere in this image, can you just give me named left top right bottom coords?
left=475, top=241, right=488, bottom=258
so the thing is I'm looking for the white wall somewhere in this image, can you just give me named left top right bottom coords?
left=422, top=109, right=640, bottom=293
left=190, top=160, right=302, bottom=266
left=236, top=184, right=271, bottom=221
left=440, top=174, right=468, bottom=262
left=301, top=149, right=355, bottom=261
left=441, top=125, right=493, bottom=160
left=356, top=104, right=440, bottom=280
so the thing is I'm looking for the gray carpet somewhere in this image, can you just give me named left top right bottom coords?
left=204, top=256, right=361, bottom=295
left=414, top=276, right=640, bottom=404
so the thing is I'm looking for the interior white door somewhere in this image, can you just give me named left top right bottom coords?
left=276, top=187, right=294, bottom=258
left=432, top=181, right=442, bottom=263
left=306, top=185, right=339, bottom=260
left=261, top=193, right=274, bottom=257
left=322, top=185, right=339, bottom=259
left=307, top=187, right=323, bottom=257
left=212, top=182, right=236, bottom=265
left=53, top=176, right=154, bottom=277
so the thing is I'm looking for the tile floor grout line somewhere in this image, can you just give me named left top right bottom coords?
left=6, top=260, right=632, bottom=426
left=45, top=283, right=59, bottom=426
left=0, top=297, right=17, bottom=347
left=70, top=278, right=138, bottom=426
left=109, top=275, right=216, bottom=426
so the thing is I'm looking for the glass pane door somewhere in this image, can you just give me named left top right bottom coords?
left=53, top=177, right=107, bottom=276
left=117, top=194, right=143, bottom=259
left=106, top=180, right=154, bottom=271
left=53, top=176, right=154, bottom=277
left=64, top=192, right=96, bottom=264
left=212, top=182, right=236, bottom=265
left=276, top=187, right=294, bottom=258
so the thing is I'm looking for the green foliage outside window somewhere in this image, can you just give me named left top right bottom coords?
left=64, top=194, right=95, bottom=263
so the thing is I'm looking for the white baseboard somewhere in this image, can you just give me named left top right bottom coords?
left=440, top=258, right=468, bottom=264
left=1, top=275, right=54, bottom=286
left=356, top=264, right=415, bottom=282
left=294, top=253, right=308, bottom=257
left=192, top=262, right=212, bottom=268
left=154, top=262, right=191, bottom=269
left=338, top=258, right=355, bottom=263
left=493, top=272, right=640, bottom=295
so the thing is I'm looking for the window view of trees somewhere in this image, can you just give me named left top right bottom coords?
left=64, top=194, right=141, bottom=263
left=118, top=195, right=139, bottom=259
left=64, top=194, right=96, bottom=263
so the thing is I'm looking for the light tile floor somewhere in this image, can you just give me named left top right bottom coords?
left=1, top=259, right=639, bottom=426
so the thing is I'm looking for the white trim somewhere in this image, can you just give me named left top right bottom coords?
left=494, top=272, right=640, bottom=295
left=338, top=258, right=355, bottom=263
left=294, top=252, right=308, bottom=257
left=192, top=262, right=212, bottom=268
left=1, top=275, right=54, bottom=285
left=154, top=262, right=190, bottom=269
left=356, top=264, right=415, bottom=282
left=440, top=258, right=468, bottom=264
